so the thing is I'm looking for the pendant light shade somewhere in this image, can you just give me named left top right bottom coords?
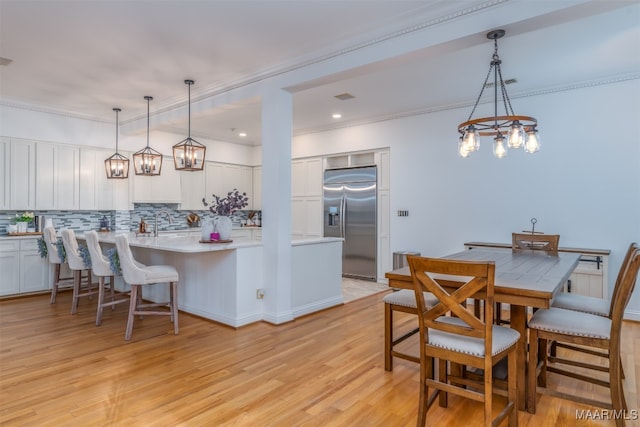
left=133, top=96, right=163, bottom=176
left=457, top=29, right=540, bottom=158
left=104, top=107, right=130, bottom=179
left=173, top=80, right=206, bottom=171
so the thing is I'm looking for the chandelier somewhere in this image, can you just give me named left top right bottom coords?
left=173, top=80, right=206, bottom=171
left=133, top=96, right=163, bottom=175
left=457, top=29, right=541, bottom=158
left=104, top=107, right=130, bottom=179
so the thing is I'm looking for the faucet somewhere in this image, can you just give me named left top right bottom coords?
left=153, top=210, right=175, bottom=237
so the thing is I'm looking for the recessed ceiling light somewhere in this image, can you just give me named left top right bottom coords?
left=332, top=113, right=342, bottom=119
left=239, top=132, right=247, bottom=137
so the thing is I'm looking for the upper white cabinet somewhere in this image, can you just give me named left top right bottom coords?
left=252, top=166, right=262, bottom=210
left=0, top=138, right=9, bottom=210
left=79, top=147, right=131, bottom=210
left=132, top=156, right=181, bottom=203
left=179, top=170, right=206, bottom=211
left=291, top=157, right=323, bottom=239
left=9, top=139, right=36, bottom=210
left=204, top=162, right=253, bottom=209
left=36, top=142, right=79, bottom=210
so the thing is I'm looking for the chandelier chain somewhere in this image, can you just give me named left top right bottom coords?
left=466, top=62, right=494, bottom=122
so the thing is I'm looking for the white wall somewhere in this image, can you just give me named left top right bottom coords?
left=294, top=79, right=640, bottom=317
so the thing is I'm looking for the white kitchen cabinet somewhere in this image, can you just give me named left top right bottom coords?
left=204, top=162, right=253, bottom=208
left=0, top=138, right=9, bottom=210
left=291, top=157, right=323, bottom=239
left=9, top=139, right=36, bottom=210
left=36, top=142, right=79, bottom=210
left=0, top=238, right=49, bottom=296
left=179, top=170, right=206, bottom=211
left=252, top=166, right=262, bottom=210
left=79, top=147, right=131, bottom=211
left=230, top=229, right=252, bottom=241
left=133, top=156, right=181, bottom=203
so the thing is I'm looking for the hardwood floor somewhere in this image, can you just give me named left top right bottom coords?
left=1, top=290, right=638, bottom=426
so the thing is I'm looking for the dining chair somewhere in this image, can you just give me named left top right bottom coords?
left=407, top=255, right=519, bottom=427
left=494, top=233, right=561, bottom=325
left=526, top=249, right=640, bottom=424
left=114, top=234, right=179, bottom=341
left=84, top=231, right=130, bottom=326
left=383, top=289, right=438, bottom=371
left=61, top=229, right=99, bottom=314
left=43, top=227, right=73, bottom=304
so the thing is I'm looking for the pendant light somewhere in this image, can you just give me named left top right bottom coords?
left=457, top=29, right=541, bottom=158
left=133, top=96, right=163, bottom=175
left=173, top=79, right=206, bottom=171
left=104, top=107, right=130, bottom=179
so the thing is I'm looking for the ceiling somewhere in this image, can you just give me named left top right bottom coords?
left=1, top=1, right=639, bottom=146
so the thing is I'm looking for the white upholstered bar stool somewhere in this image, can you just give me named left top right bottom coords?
left=43, top=227, right=73, bottom=304
left=115, top=234, right=179, bottom=341
left=84, top=231, right=130, bottom=326
left=61, top=229, right=99, bottom=314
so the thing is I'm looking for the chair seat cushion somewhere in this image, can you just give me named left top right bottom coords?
left=142, top=265, right=179, bottom=284
left=528, top=307, right=611, bottom=340
left=552, top=292, right=610, bottom=317
left=383, top=289, right=438, bottom=308
left=427, top=317, right=520, bottom=357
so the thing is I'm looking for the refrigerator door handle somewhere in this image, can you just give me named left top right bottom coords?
left=340, top=196, right=346, bottom=239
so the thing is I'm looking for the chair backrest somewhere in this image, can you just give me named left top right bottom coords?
left=61, top=229, right=86, bottom=270
left=114, top=234, right=147, bottom=285
left=512, top=233, right=560, bottom=252
left=608, top=242, right=639, bottom=315
left=43, top=227, right=63, bottom=264
left=609, top=249, right=640, bottom=343
left=407, top=256, right=496, bottom=356
left=84, top=230, right=112, bottom=277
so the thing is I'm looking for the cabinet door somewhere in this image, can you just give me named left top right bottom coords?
left=9, top=140, right=36, bottom=209
left=94, top=148, right=116, bottom=210
left=252, top=166, right=262, bottom=210
left=57, top=145, right=79, bottom=209
left=291, top=161, right=306, bottom=197
left=20, top=248, right=50, bottom=293
left=0, top=252, right=20, bottom=295
left=240, top=166, right=253, bottom=209
left=79, top=148, right=97, bottom=209
left=305, top=158, right=323, bottom=197
left=36, top=143, right=57, bottom=209
left=205, top=162, right=225, bottom=201
left=133, top=157, right=180, bottom=203
left=0, top=138, right=10, bottom=210
left=179, top=170, right=205, bottom=211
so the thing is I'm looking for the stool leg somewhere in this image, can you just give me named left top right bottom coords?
left=384, top=303, right=393, bottom=371
left=110, top=276, right=116, bottom=310
left=171, top=281, right=179, bottom=335
left=71, top=269, right=81, bottom=315
left=50, top=264, right=60, bottom=304
left=125, top=284, right=139, bottom=341
left=96, top=276, right=105, bottom=326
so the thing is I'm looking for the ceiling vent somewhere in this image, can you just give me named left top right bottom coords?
left=0, top=57, right=13, bottom=66
left=484, top=78, right=517, bottom=88
left=334, top=93, right=355, bottom=101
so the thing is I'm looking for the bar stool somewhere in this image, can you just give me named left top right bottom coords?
left=114, top=234, right=179, bottom=341
left=61, top=229, right=99, bottom=314
left=43, top=227, right=73, bottom=304
left=84, top=231, right=130, bottom=326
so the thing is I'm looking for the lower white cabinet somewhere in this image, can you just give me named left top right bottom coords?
left=0, top=238, right=50, bottom=296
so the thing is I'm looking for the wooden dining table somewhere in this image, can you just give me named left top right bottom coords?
left=385, top=248, right=581, bottom=413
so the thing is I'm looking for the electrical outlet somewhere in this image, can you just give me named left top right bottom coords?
left=397, top=210, right=409, bottom=217
left=256, top=288, right=265, bottom=299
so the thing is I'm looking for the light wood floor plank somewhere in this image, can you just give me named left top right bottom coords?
left=1, top=291, right=638, bottom=426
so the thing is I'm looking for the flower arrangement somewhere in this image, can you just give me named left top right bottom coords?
left=12, top=211, right=34, bottom=223
left=202, top=189, right=248, bottom=216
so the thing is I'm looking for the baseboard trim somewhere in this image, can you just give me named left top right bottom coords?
left=624, top=309, right=640, bottom=322
left=292, top=296, right=344, bottom=319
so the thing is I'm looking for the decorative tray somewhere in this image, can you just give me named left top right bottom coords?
left=7, top=232, right=43, bottom=236
left=199, top=239, right=233, bottom=244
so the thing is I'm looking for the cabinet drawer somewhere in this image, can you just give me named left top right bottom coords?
left=0, top=240, right=20, bottom=252
left=20, top=239, right=40, bottom=252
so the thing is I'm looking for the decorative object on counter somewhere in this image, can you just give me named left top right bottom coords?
left=186, top=212, right=200, bottom=227
left=100, top=215, right=110, bottom=232
left=78, top=244, right=92, bottom=269
left=199, top=239, right=233, bottom=244
left=106, top=248, right=122, bottom=276
left=203, top=189, right=249, bottom=241
left=200, top=218, right=214, bottom=241
left=457, top=29, right=540, bottom=159
left=12, top=211, right=34, bottom=233
left=7, top=224, right=17, bottom=234
left=133, top=96, right=163, bottom=176
left=105, top=107, right=130, bottom=179
left=37, top=237, right=48, bottom=258
left=16, top=222, right=27, bottom=233
left=210, top=232, right=220, bottom=241
left=173, top=79, right=206, bottom=171
left=138, top=218, right=147, bottom=234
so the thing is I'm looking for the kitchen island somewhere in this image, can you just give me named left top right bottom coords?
left=87, top=232, right=343, bottom=327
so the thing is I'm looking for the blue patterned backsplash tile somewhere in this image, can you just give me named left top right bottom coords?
left=1, top=205, right=261, bottom=235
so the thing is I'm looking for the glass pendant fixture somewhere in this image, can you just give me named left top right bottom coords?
left=173, top=79, right=206, bottom=171
left=457, top=29, right=540, bottom=158
left=133, top=96, right=163, bottom=176
left=104, top=107, right=130, bottom=179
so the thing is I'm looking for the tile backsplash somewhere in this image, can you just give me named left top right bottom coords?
left=1, top=205, right=261, bottom=235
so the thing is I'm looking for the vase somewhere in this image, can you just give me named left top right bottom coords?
left=16, top=221, right=28, bottom=233
left=213, top=215, right=233, bottom=240
left=200, top=218, right=214, bottom=241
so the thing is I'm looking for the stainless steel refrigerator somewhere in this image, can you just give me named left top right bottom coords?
left=323, top=166, right=377, bottom=281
